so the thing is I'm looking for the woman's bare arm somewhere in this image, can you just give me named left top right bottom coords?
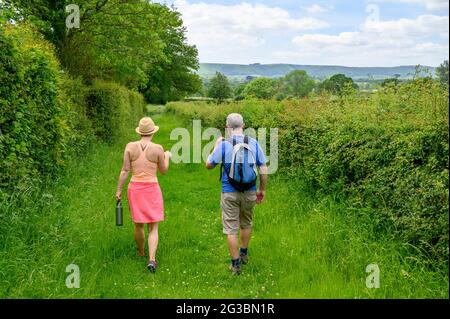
left=158, top=146, right=171, bottom=175
left=116, top=145, right=131, bottom=200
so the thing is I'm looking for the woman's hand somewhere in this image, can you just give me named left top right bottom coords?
left=164, top=150, right=172, bottom=158
left=116, top=190, right=122, bottom=200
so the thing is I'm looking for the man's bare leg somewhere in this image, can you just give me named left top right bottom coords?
left=240, top=227, right=252, bottom=249
left=227, top=234, right=239, bottom=260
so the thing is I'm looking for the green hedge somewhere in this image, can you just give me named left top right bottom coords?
left=86, top=80, right=144, bottom=143
left=0, top=23, right=72, bottom=190
left=58, top=76, right=95, bottom=159
left=0, top=23, right=145, bottom=191
left=166, top=80, right=449, bottom=263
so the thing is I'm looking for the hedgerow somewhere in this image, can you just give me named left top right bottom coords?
left=0, top=23, right=70, bottom=190
left=0, top=23, right=145, bottom=192
left=85, top=80, right=145, bottom=143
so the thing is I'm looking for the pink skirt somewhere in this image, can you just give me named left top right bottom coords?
left=127, top=182, right=164, bottom=223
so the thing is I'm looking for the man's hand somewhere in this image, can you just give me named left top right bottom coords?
left=116, top=190, right=122, bottom=200
left=164, top=150, right=172, bottom=158
left=256, top=190, right=265, bottom=204
left=257, top=165, right=268, bottom=204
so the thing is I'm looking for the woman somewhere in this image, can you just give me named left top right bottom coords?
left=116, top=117, right=171, bottom=273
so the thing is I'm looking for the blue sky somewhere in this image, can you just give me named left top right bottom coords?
left=154, top=0, right=449, bottom=66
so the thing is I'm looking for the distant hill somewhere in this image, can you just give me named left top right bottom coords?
left=198, top=63, right=435, bottom=81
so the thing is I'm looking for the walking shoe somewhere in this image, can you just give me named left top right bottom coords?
left=147, top=260, right=158, bottom=273
left=240, top=252, right=249, bottom=265
left=229, top=263, right=241, bottom=275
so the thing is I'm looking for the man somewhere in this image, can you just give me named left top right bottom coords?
left=206, top=113, right=268, bottom=275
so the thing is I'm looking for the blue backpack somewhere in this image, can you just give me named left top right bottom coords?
left=221, top=136, right=258, bottom=192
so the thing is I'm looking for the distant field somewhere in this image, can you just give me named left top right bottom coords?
left=198, top=63, right=436, bottom=80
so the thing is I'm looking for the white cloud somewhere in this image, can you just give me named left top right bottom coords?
left=373, top=0, right=449, bottom=12
left=362, top=15, right=449, bottom=37
left=174, top=0, right=329, bottom=31
left=303, top=4, right=327, bottom=14
left=166, top=0, right=448, bottom=65
left=173, top=0, right=328, bottom=63
left=288, top=14, right=449, bottom=66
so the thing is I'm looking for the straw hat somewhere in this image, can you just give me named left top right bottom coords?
left=135, top=117, right=159, bottom=136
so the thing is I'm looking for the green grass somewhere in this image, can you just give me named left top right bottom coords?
left=0, top=112, right=448, bottom=298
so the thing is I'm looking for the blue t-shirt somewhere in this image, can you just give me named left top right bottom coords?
left=207, top=135, right=267, bottom=193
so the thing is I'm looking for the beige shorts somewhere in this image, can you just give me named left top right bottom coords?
left=221, top=191, right=257, bottom=235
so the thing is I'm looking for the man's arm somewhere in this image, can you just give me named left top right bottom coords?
left=206, top=136, right=224, bottom=169
left=256, top=165, right=268, bottom=204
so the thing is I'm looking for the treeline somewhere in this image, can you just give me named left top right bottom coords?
left=0, top=0, right=200, bottom=191
left=1, top=0, right=201, bottom=103
left=202, top=62, right=449, bottom=102
left=168, top=75, right=449, bottom=265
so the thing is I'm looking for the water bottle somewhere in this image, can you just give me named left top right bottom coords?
left=116, top=199, right=123, bottom=226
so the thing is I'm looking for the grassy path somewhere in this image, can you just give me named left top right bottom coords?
left=1, top=112, right=447, bottom=298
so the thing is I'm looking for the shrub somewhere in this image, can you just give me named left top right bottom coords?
left=0, top=23, right=70, bottom=190
left=58, top=76, right=95, bottom=159
left=128, top=89, right=146, bottom=127
left=85, top=80, right=145, bottom=143
left=0, top=23, right=145, bottom=191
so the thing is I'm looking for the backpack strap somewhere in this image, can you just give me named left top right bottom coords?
left=255, top=140, right=259, bottom=166
left=222, top=137, right=238, bottom=179
left=220, top=140, right=225, bottom=181
left=244, top=135, right=258, bottom=165
left=237, top=136, right=249, bottom=181
left=221, top=139, right=225, bottom=163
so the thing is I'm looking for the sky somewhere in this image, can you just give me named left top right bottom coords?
left=154, top=0, right=449, bottom=66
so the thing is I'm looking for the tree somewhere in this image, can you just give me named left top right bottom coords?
left=61, top=1, right=175, bottom=90
left=207, top=72, right=232, bottom=103
left=232, top=82, right=247, bottom=101
left=319, top=74, right=358, bottom=95
left=143, top=6, right=201, bottom=104
left=435, top=60, right=449, bottom=87
left=242, top=77, right=277, bottom=99
left=279, top=70, right=315, bottom=98
left=4, top=0, right=200, bottom=95
left=381, top=78, right=400, bottom=87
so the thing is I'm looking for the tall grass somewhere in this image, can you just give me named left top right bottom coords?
left=0, top=113, right=447, bottom=298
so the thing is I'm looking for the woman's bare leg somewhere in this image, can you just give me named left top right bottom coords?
left=147, top=223, right=159, bottom=262
left=134, top=223, right=145, bottom=256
